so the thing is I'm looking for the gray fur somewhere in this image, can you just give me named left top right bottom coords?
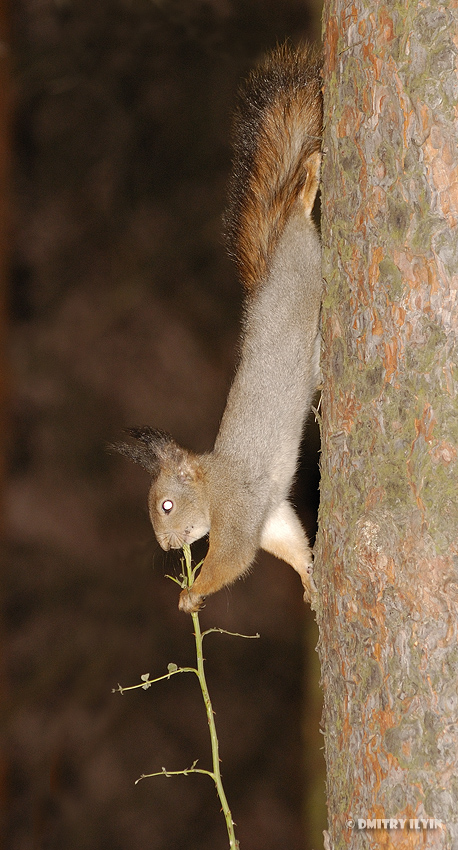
left=115, top=45, right=323, bottom=613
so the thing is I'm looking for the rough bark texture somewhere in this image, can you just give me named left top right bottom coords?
left=315, top=1, right=458, bottom=848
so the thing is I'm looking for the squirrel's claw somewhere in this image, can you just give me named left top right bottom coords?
left=178, top=588, right=205, bottom=614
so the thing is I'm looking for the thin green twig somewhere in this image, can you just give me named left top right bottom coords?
left=184, top=544, right=240, bottom=850
left=112, top=665, right=197, bottom=694
left=114, top=543, right=260, bottom=850
left=135, top=760, right=214, bottom=784
left=202, top=627, right=260, bottom=640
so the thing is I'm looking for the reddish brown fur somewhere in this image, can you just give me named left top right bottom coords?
left=225, top=43, right=323, bottom=292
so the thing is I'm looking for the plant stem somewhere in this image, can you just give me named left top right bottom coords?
left=183, top=545, right=239, bottom=850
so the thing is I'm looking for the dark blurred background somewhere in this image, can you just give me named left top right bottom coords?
left=2, top=1, right=325, bottom=848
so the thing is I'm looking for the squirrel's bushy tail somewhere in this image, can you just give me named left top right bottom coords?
left=225, top=43, right=322, bottom=292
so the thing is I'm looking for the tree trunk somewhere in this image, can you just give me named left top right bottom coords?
left=315, top=0, right=458, bottom=847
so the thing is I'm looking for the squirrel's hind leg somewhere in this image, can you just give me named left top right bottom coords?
left=260, top=501, right=314, bottom=601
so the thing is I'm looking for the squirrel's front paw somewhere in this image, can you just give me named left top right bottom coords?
left=179, top=587, right=205, bottom=614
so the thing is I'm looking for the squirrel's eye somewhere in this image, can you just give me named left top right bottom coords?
left=161, top=500, right=173, bottom=514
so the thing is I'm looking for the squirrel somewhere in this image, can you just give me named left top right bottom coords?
left=114, top=43, right=323, bottom=613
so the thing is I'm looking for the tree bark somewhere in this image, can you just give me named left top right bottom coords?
left=315, top=0, right=458, bottom=847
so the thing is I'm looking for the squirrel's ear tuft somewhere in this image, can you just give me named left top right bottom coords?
left=110, top=440, right=158, bottom=474
left=109, top=427, right=181, bottom=478
left=124, top=426, right=171, bottom=446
